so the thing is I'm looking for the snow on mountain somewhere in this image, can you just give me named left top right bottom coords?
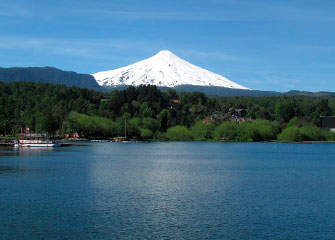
left=92, top=50, right=250, bottom=90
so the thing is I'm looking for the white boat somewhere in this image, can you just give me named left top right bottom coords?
left=14, top=133, right=60, bottom=148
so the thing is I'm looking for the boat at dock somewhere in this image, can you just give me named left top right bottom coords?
left=14, top=133, right=60, bottom=148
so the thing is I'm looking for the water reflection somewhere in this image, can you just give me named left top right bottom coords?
left=0, top=146, right=55, bottom=157
left=1, top=142, right=335, bottom=239
left=15, top=147, right=55, bottom=157
left=87, top=142, right=232, bottom=238
left=0, top=165, right=43, bottom=175
left=0, top=166, right=18, bottom=174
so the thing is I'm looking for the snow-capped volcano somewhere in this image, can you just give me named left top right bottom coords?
left=92, top=50, right=250, bottom=90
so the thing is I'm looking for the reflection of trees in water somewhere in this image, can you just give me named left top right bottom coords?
left=0, top=166, right=17, bottom=174
left=0, top=166, right=35, bottom=174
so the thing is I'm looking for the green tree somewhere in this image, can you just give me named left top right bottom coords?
left=141, top=128, right=153, bottom=140
left=191, top=121, right=214, bottom=141
left=142, top=117, right=160, bottom=133
left=128, top=117, right=142, bottom=137
left=249, top=120, right=280, bottom=141
left=278, top=126, right=305, bottom=142
left=275, top=101, right=295, bottom=122
left=166, top=125, right=193, bottom=141
left=214, top=122, right=243, bottom=141
left=158, top=109, right=171, bottom=132
left=35, top=111, right=57, bottom=135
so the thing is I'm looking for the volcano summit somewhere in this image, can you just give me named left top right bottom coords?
left=92, top=50, right=250, bottom=90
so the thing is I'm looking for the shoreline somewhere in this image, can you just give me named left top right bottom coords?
left=2, top=138, right=335, bottom=147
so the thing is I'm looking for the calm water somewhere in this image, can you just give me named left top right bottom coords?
left=1, top=142, right=335, bottom=239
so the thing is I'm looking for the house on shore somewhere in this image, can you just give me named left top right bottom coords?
left=229, top=108, right=248, bottom=118
left=203, top=108, right=252, bottom=124
left=320, top=116, right=335, bottom=132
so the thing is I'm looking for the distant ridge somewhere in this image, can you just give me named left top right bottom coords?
left=285, top=90, right=335, bottom=97
left=92, top=50, right=250, bottom=90
left=172, top=85, right=281, bottom=97
left=0, top=67, right=102, bottom=89
left=104, top=84, right=282, bottom=97
left=1, top=66, right=333, bottom=97
left=104, top=85, right=335, bottom=97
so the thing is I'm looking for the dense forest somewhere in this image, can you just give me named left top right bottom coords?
left=0, top=81, right=334, bottom=142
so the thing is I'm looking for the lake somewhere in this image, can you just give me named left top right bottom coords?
left=1, top=142, right=335, bottom=239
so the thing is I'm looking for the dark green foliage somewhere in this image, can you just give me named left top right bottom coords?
left=275, top=101, right=295, bottom=122
left=0, top=81, right=334, bottom=142
left=142, top=117, right=160, bottom=133
left=158, top=109, right=171, bottom=131
left=0, top=82, right=103, bottom=135
left=141, top=129, right=153, bottom=140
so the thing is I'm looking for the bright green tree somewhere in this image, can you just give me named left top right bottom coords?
left=191, top=121, right=215, bottom=141
left=166, top=125, right=193, bottom=141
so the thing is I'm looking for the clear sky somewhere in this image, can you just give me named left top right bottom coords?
left=1, top=0, right=334, bottom=92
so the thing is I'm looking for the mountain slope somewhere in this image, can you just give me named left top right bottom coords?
left=0, top=67, right=102, bottom=89
left=92, top=50, right=250, bottom=90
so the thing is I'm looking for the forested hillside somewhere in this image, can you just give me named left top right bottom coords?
left=0, top=81, right=334, bottom=141
left=0, top=67, right=102, bottom=89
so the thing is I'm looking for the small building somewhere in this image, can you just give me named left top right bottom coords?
left=229, top=108, right=248, bottom=118
left=320, top=116, right=335, bottom=132
left=171, top=99, right=180, bottom=104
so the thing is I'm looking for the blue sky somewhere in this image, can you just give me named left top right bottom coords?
left=0, top=0, right=334, bottom=92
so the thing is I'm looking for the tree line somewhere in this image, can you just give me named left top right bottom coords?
left=0, top=81, right=334, bottom=142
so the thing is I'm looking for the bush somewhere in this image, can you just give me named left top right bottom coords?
left=166, top=125, right=193, bottom=141
left=325, top=131, right=335, bottom=141
left=300, top=126, right=325, bottom=141
left=278, top=125, right=335, bottom=142
left=250, top=120, right=281, bottom=141
left=214, top=120, right=280, bottom=142
left=277, top=126, right=305, bottom=142
left=142, top=117, right=160, bottom=132
left=214, top=121, right=243, bottom=141
left=191, top=121, right=215, bottom=141
left=140, top=128, right=153, bottom=139
left=153, top=131, right=168, bottom=141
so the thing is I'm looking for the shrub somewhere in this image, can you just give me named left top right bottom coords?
left=214, top=120, right=280, bottom=142
left=250, top=120, right=281, bottom=141
left=166, top=125, right=193, bottom=141
left=277, top=126, right=305, bottom=142
left=214, top=121, right=242, bottom=141
left=278, top=125, right=335, bottom=142
left=140, top=128, right=153, bottom=139
left=191, top=121, right=215, bottom=141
